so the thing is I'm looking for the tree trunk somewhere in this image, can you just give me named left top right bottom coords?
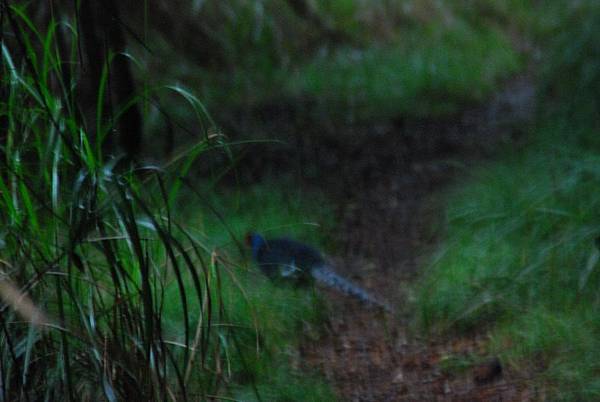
left=79, top=0, right=142, bottom=161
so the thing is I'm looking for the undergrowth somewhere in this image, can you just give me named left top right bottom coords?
left=416, top=1, right=600, bottom=399
left=286, top=23, right=520, bottom=121
left=0, top=3, right=334, bottom=401
left=139, top=0, right=526, bottom=142
left=0, top=4, right=230, bottom=398
left=170, top=181, right=336, bottom=399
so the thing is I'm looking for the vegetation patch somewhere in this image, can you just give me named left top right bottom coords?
left=142, top=0, right=524, bottom=130
left=0, top=3, right=335, bottom=400
left=416, top=3, right=600, bottom=398
left=173, top=181, right=336, bottom=399
left=287, top=24, right=520, bottom=121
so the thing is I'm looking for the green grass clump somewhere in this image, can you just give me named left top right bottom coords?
left=189, top=181, right=335, bottom=247
left=164, top=181, right=336, bottom=399
left=0, top=4, right=334, bottom=400
left=541, top=1, right=600, bottom=126
left=416, top=4, right=600, bottom=397
left=0, top=9, right=228, bottom=395
left=287, top=23, right=520, bottom=121
left=492, top=307, right=600, bottom=400
left=417, top=123, right=600, bottom=398
left=418, top=134, right=600, bottom=325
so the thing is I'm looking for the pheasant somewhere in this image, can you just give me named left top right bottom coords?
left=246, top=232, right=392, bottom=312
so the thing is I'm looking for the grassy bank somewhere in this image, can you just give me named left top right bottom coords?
left=173, top=182, right=336, bottom=399
left=416, top=2, right=600, bottom=398
left=141, top=0, right=526, bottom=143
left=418, top=122, right=600, bottom=398
left=286, top=23, right=520, bottom=121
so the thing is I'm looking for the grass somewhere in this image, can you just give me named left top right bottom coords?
left=212, top=23, right=520, bottom=121
left=6, top=0, right=587, bottom=400
left=0, top=3, right=335, bottom=401
left=415, top=2, right=600, bottom=398
left=0, top=26, right=222, bottom=395
left=166, top=181, right=337, bottom=400
left=186, top=181, right=335, bottom=247
left=418, top=127, right=600, bottom=326
left=139, top=0, right=525, bottom=142
left=417, top=123, right=600, bottom=399
left=286, top=23, right=520, bottom=121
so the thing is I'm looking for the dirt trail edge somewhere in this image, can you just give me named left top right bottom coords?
left=299, top=75, right=537, bottom=401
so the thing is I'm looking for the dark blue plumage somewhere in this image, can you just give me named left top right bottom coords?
left=246, top=232, right=391, bottom=312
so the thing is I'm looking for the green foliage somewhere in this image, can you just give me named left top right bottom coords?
left=287, top=23, right=519, bottom=120
left=418, top=135, right=600, bottom=325
left=417, top=124, right=600, bottom=399
left=416, top=2, right=600, bottom=398
left=0, top=4, right=333, bottom=401
left=165, top=181, right=336, bottom=399
left=0, top=5, right=228, bottom=400
left=541, top=1, right=600, bottom=124
left=144, top=0, right=523, bottom=129
left=491, top=307, right=600, bottom=400
left=193, top=181, right=335, bottom=247
left=222, top=272, right=334, bottom=401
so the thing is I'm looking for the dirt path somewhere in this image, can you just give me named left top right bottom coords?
left=299, top=75, right=537, bottom=401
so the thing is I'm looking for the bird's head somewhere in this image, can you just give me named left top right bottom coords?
left=245, top=231, right=265, bottom=259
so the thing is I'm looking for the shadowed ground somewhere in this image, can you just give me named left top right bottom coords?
left=298, top=74, right=538, bottom=401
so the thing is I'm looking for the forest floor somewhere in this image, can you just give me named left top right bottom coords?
left=294, top=73, right=539, bottom=401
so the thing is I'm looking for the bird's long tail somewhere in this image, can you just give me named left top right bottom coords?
left=311, top=265, right=392, bottom=313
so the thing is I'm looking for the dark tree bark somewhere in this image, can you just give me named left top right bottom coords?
left=79, top=0, right=142, bottom=161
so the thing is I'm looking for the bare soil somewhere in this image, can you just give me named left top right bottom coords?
left=294, top=75, right=538, bottom=401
